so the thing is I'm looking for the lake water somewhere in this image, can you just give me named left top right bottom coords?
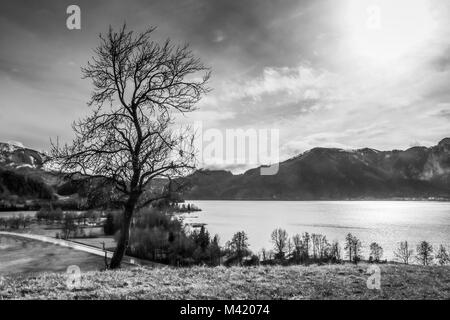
left=182, top=201, right=450, bottom=261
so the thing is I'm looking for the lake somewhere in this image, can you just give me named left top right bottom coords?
left=182, top=201, right=450, bottom=261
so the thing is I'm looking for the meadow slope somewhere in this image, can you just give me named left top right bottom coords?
left=1, top=263, right=449, bottom=300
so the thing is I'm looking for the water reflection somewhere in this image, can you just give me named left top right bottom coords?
left=183, top=201, right=450, bottom=260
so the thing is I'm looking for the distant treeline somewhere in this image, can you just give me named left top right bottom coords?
left=254, top=229, right=449, bottom=267
left=0, top=214, right=32, bottom=229
left=0, top=198, right=90, bottom=212
left=0, top=207, right=104, bottom=240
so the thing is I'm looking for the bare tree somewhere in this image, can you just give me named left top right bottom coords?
left=435, top=245, right=450, bottom=266
left=394, top=241, right=414, bottom=264
left=369, top=242, right=383, bottom=262
left=330, top=240, right=341, bottom=263
left=352, top=236, right=362, bottom=264
left=259, top=248, right=268, bottom=262
left=271, top=228, right=288, bottom=260
left=311, top=233, right=320, bottom=259
left=286, top=237, right=293, bottom=258
left=416, top=241, right=433, bottom=266
left=344, top=233, right=354, bottom=262
left=61, top=212, right=79, bottom=240
left=344, top=233, right=362, bottom=264
left=50, top=24, right=210, bottom=268
left=292, top=234, right=302, bottom=263
left=317, top=234, right=330, bottom=259
left=302, top=232, right=310, bottom=259
left=227, top=231, right=250, bottom=265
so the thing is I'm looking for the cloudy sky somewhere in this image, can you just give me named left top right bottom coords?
left=1, top=0, right=450, bottom=171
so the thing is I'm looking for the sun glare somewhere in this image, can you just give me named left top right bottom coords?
left=344, top=0, right=437, bottom=65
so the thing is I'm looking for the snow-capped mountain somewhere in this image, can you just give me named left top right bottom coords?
left=0, top=141, right=46, bottom=169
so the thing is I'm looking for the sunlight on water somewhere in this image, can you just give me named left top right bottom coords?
left=183, top=201, right=450, bottom=260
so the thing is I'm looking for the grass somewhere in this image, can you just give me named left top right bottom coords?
left=1, top=263, right=449, bottom=300
left=71, top=237, right=116, bottom=251
left=0, top=235, right=106, bottom=275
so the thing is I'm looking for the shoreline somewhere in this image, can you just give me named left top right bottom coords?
left=1, top=198, right=449, bottom=213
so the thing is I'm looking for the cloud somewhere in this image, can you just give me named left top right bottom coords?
left=431, top=48, right=450, bottom=72
left=212, top=30, right=226, bottom=43
left=198, top=64, right=341, bottom=127
left=232, top=65, right=336, bottom=101
left=0, top=0, right=449, bottom=171
left=430, top=103, right=450, bottom=119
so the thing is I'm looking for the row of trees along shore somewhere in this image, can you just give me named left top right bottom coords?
left=225, top=230, right=449, bottom=267
left=96, top=206, right=450, bottom=267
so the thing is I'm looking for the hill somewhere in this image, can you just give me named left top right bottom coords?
left=0, top=142, right=60, bottom=204
left=1, top=264, right=449, bottom=299
left=183, top=138, right=450, bottom=200
left=0, top=142, right=45, bottom=170
left=1, top=138, right=450, bottom=202
left=0, top=168, right=53, bottom=200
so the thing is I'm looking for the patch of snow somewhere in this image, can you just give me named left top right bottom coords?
left=6, top=140, right=25, bottom=149
left=0, top=144, right=15, bottom=153
left=16, top=164, right=33, bottom=169
left=43, top=161, right=61, bottom=172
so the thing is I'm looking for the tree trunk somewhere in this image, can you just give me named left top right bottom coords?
left=109, top=200, right=135, bottom=269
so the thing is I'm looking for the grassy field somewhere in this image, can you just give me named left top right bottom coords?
left=71, top=237, right=116, bottom=251
left=1, top=263, right=449, bottom=299
left=0, top=235, right=107, bottom=275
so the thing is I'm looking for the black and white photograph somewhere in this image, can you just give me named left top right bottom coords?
left=0, top=0, right=449, bottom=308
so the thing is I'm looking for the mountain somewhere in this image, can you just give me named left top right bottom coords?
left=0, top=142, right=56, bottom=202
left=182, top=138, right=450, bottom=200
left=0, top=141, right=123, bottom=208
left=1, top=138, right=450, bottom=203
left=0, top=141, right=46, bottom=169
left=0, top=169, right=53, bottom=201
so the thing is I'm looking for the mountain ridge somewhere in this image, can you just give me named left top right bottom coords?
left=1, top=139, right=449, bottom=202
left=0, top=141, right=46, bottom=169
left=182, top=138, right=450, bottom=200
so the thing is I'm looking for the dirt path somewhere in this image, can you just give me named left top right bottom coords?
left=0, top=231, right=163, bottom=268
